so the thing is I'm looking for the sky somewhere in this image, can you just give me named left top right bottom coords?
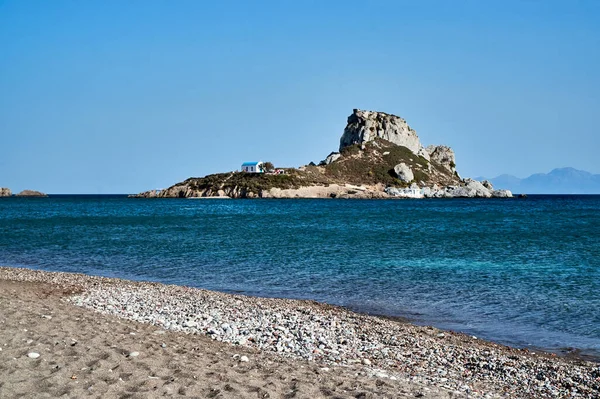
left=1, top=0, right=599, bottom=194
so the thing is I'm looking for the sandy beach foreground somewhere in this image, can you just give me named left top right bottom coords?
left=0, top=267, right=598, bottom=399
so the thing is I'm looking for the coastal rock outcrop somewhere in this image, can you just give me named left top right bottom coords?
left=393, top=163, right=414, bottom=183
left=420, top=179, right=512, bottom=198
left=0, top=188, right=11, bottom=197
left=427, top=145, right=456, bottom=173
left=340, top=109, right=430, bottom=159
left=16, top=190, right=47, bottom=197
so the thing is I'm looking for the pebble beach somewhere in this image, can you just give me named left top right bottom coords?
left=0, top=266, right=599, bottom=398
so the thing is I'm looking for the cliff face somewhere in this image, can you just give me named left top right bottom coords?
left=338, top=110, right=458, bottom=175
left=0, top=188, right=11, bottom=197
left=339, top=109, right=430, bottom=159
left=427, top=145, right=456, bottom=174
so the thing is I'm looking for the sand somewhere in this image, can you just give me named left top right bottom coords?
left=0, top=278, right=456, bottom=399
left=0, top=267, right=598, bottom=399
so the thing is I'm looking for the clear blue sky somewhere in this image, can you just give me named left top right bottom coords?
left=1, top=0, right=599, bottom=193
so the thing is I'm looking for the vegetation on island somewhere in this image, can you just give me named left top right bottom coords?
left=137, top=138, right=461, bottom=198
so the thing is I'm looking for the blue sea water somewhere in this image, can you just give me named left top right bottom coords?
left=1, top=195, right=599, bottom=359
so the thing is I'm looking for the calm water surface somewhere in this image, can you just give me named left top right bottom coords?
left=1, top=195, right=599, bottom=359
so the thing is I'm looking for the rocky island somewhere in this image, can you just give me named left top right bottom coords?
left=15, top=190, right=47, bottom=197
left=132, top=109, right=512, bottom=199
left=0, top=188, right=12, bottom=197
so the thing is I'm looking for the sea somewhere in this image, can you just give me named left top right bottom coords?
left=1, top=195, right=599, bottom=361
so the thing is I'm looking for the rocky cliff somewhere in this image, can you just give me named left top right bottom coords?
left=340, top=109, right=429, bottom=158
left=0, top=188, right=11, bottom=197
left=132, top=109, right=512, bottom=199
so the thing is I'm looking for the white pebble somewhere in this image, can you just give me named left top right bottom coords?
left=128, top=351, right=140, bottom=357
left=240, top=355, right=249, bottom=362
left=27, top=352, right=40, bottom=359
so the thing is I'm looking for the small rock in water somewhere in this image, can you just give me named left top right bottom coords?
left=27, top=352, right=40, bottom=359
left=240, top=355, right=249, bottom=362
left=128, top=351, right=140, bottom=357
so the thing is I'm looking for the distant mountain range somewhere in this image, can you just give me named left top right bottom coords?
left=475, top=168, right=600, bottom=194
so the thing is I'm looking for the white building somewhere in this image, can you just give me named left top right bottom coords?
left=241, top=161, right=264, bottom=173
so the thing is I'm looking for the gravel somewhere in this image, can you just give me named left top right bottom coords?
left=2, top=267, right=599, bottom=398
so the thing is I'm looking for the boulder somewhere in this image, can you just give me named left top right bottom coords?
left=492, top=189, right=513, bottom=198
left=449, top=179, right=492, bottom=198
left=482, top=180, right=494, bottom=190
left=394, top=163, right=414, bottom=183
left=0, top=188, right=11, bottom=197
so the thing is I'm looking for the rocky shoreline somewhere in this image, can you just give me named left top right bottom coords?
left=1, top=267, right=598, bottom=398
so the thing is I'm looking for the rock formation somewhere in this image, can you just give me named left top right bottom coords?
left=132, top=108, right=512, bottom=199
left=0, top=188, right=11, bottom=197
left=393, top=163, right=414, bottom=183
left=340, top=109, right=430, bottom=159
left=16, top=190, right=47, bottom=197
left=321, top=152, right=341, bottom=165
left=426, top=145, right=456, bottom=173
left=414, top=179, right=512, bottom=198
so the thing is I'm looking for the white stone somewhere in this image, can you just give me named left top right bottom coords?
left=393, top=163, right=414, bottom=183
left=240, top=355, right=249, bottom=362
left=27, top=352, right=40, bottom=359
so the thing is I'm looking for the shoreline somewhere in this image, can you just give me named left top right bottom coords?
left=1, top=266, right=599, bottom=398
